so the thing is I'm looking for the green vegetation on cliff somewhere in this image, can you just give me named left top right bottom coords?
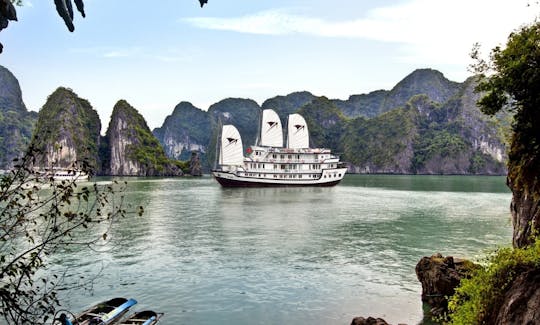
left=332, top=90, right=388, bottom=118
left=153, top=101, right=210, bottom=161
left=448, top=239, right=540, bottom=324
left=0, top=109, right=36, bottom=168
left=446, top=18, right=540, bottom=325
left=262, top=91, right=316, bottom=118
left=106, top=100, right=182, bottom=175
left=343, top=104, right=417, bottom=172
left=299, top=96, right=347, bottom=151
left=146, top=68, right=509, bottom=175
left=0, top=65, right=37, bottom=168
left=333, top=69, right=461, bottom=119
left=30, top=87, right=101, bottom=171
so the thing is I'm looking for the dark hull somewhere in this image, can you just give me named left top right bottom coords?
left=213, top=174, right=342, bottom=187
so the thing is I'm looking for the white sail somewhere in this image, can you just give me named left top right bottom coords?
left=220, top=125, right=244, bottom=166
left=259, top=109, right=283, bottom=147
left=286, top=113, right=309, bottom=149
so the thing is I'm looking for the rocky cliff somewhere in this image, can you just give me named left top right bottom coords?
left=298, top=96, right=347, bottom=151
left=261, top=91, right=316, bottom=118
left=30, top=87, right=101, bottom=171
left=0, top=65, right=37, bottom=169
left=205, top=98, right=261, bottom=169
left=151, top=68, right=507, bottom=175
left=332, top=90, right=387, bottom=119
left=152, top=101, right=210, bottom=161
left=104, top=100, right=182, bottom=176
left=333, top=69, right=461, bottom=119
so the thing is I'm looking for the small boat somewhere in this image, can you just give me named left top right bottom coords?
left=118, top=311, right=163, bottom=325
left=54, top=298, right=137, bottom=325
left=212, top=109, right=347, bottom=187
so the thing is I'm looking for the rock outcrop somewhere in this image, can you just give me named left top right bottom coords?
left=416, top=253, right=478, bottom=318
left=350, top=317, right=391, bottom=325
left=0, top=65, right=38, bottom=169
left=262, top=91, right=316, bottom=118
left=152, top=101, right=210, bottom=161
left=490, top=266, right=540, bottom=324
left=189, top=151, right=202, bottom=176
left=30, top=87, right=101, bottom=171
left=104, top=100, right=182, bottom=176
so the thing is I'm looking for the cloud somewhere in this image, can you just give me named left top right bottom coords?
left=69, top=46, right=139, bottom=58
left=183, top=0, right=537, bottom=65
left=70, top=46, right=196, bottom=63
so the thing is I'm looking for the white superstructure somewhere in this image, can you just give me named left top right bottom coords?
left=212, top=109, right=347, bottom=187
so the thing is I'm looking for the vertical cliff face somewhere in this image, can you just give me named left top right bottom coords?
left=458, top=77, right=509, bottom=164
left=0, top=65, right=38, bottom=169
left=105, top=100, right=182, bottom=176
left=30, top=87, right=101, bottom=171
left=152, top=101, right=210, bottom=161
left=0, top=65, right=26, bottom=113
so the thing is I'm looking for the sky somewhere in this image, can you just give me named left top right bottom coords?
left=1, top=0, right=538, bottom=130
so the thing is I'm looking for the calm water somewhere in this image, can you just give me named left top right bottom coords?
left=51, top=175, right=511, bottom=325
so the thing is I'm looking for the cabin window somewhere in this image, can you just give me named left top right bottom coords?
left=288, top=155, right=292, bottom=159
left=272, top=154, right=277, bottom=159
left=280, top=155, right=284, bottom=159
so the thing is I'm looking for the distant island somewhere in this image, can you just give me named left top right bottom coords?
left=0, top=65, right=507, bottom=176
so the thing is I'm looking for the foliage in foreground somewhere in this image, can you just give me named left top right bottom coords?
left=472, top=19, right=540, bottom=247
left=0, top=145, right=142, bottom=324
left=447, top=239, right=540, bottom=324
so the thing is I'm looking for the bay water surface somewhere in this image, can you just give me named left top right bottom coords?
left=53, top=175, right=512, bottom=325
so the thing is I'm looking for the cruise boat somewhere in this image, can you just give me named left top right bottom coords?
left=34, top=167, right=89, bottom=182
left=212, top=109, right=347, bottom=187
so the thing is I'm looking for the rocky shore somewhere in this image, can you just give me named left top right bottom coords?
left=351, top=252, right=540, bottom=324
